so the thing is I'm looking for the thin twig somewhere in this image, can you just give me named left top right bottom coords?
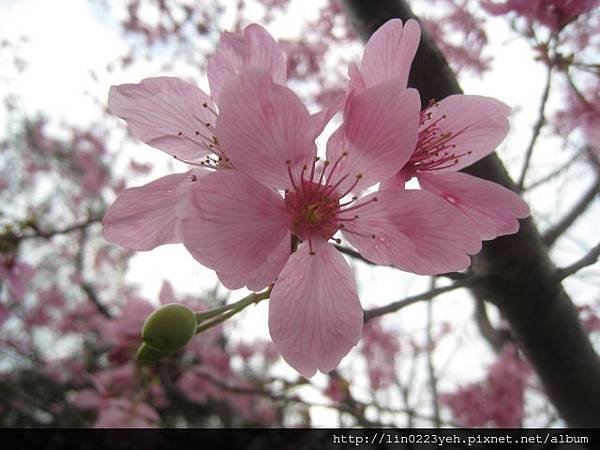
left=364, top=281, right=468, bottom=321
left=555, top=242, right=600, bottom=281
left=543, top=177, right=600, bottom=247
left=334, top=244, right=375, bottom=266
left=425, top=278, right=441, bottom=427
left=22, top=216, right=103, bottom=241
left=523, top=149, right=582, bottom=192
left=516, top=63, right=553, bottom=191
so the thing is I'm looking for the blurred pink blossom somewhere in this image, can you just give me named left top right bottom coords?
left=482, top=0, right=597, bottom=31
left=440, top=346, right=531, bottom=427
left=0, top=255, right=35, bottom=299
left=360, top=322, right=401, bottom=390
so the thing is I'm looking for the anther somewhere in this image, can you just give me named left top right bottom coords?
left=177, top=131, right=183, bottom=136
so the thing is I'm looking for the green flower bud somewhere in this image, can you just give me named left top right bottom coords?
left=135, top=342, right=170, bottom=363
left=141, top=303, right=197, bottom=352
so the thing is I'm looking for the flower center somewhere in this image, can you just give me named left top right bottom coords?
left=283, top=153, right=378, bottom=254
left=405, top=100, right=471, bottom=177
left=304, top=203, right=323, bottom=224
left=285, top=181, right=340, bottom=242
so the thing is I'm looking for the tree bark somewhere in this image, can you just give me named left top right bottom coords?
left=341, top=0, right=600, bottom=427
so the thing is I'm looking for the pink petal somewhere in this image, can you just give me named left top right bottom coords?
left=424, top=95, right=511, bottom=172
left=208, top=24, right=287, bottom=105
left=179, top=170, right=291, bottom=291
left=358, top=19, right=421, bottom=89
left=379, top=169, right=409, bottom=192
left=216, top=71, right=319, bottom=190
left=108, top=77, right=216, bottom=160
left=326, top=83, right=420, bottom=192
left=418, top=172, right=529, bottom=240
left=269, top=241, right=363, bottom=377
left=102, top=170, right=203, bottom=251
left=342, top=190, right=482, bottom=275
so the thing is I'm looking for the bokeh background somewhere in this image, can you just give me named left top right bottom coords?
left=0, top=0, right=599, bottom=427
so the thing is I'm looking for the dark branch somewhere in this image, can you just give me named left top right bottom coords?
left=364, top=281, right=466, bottom=321
left=22, top=216, right=103, bottom=241
left=334, top=244, right=376, bottom=266
left=542, top=177, right=600, bottom=247
left=516, top=63, right=553, bottom=191
left=75, top=227, right=112, bottom=319
left=474, top=299, right=511, bottom=353
left=523, top=148, right=582, bottom=192
left=555, top=242, right=600, bottom=281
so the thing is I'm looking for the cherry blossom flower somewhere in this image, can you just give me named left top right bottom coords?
left=481, top=0, right=597, bottom=31
left=350, top=19, right=529, bottom=240
left=177, top=65, right=481, bottom=377
left=0, top=255, right=34, bottom=299
left=104, top=20, right=483, bottom=377
left=103, top=24, right=287, bottom=251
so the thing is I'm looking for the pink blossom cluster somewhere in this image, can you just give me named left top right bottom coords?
left=0, top=255, right=34, bottom=300
left=103, top=20, right=528, bottom=377
left=554, top=81, right=600, bottom=159
left=0, top=273, right=283, bottom=427
left=482, top=0, right=598, bottom=31
left=440, top=346, right=532, bottom=427
left=360, top=322, right=402, bottom=391
left=422, top=0, right=491, bottom=74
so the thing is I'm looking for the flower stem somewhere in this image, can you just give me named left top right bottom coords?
left=194, top=286, right=272, bottom=334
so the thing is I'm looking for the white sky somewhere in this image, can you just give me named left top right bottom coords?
left=2, top=0, right=597, bottom=427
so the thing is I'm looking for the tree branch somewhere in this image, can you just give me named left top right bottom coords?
left=543, top=177, right=599, bottom=247
left=341, top=0, right=600, bottom=427
left=555, top=241, right=600, bottom=281
left=425, top=278, right=441, bottom=427
left=516, top=63, right=553, bottom=191
left=334, top=244, right=376, bottom=266
left=473, top=299, right=511, bottom=353
left=22, top=216, right=103, bottom=241
left=364, top=281, right=467, bottom=321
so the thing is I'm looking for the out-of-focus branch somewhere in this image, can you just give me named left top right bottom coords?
left=425, top=278, right=440, bottom=427
left=516, top=63, right=553, bottom=191
left=542, top=177, right=600, bottom=247
left=334, top=244, right=376, bottom=266
left=364, top=281, right=467, bottom=321
left=523, top=148, right=582, bottom=192
left=555, top=241, right=600, bottom=281
left=75, top=228, right=112, bottom=319
left=474, top=299, right=511, bottom=353
left=21, top=216, right=103, bottom=241
left=341, top=0, right=600, bottom=427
